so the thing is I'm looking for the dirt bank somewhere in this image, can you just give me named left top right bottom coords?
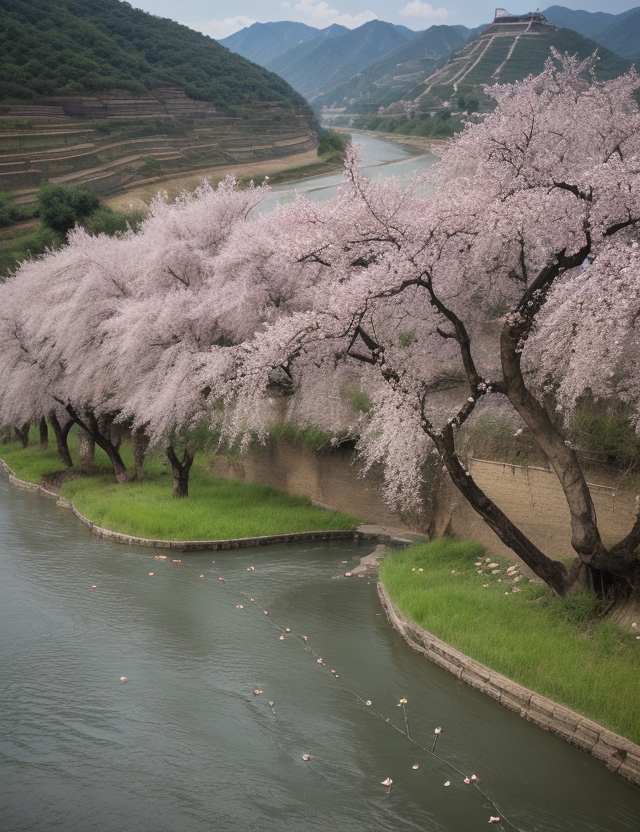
left=104, top=150, right=342, bottom=213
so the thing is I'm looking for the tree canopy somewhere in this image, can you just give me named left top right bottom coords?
left=1, top=55, right=639, bottom=606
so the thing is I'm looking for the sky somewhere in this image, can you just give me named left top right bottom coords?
left=126, top=1, right=640, bottom=39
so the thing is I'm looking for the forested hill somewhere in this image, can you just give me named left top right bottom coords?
left=0, top=0, right=311, bottom=114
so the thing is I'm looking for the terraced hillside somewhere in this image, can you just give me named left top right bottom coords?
left=382, top=11, right=630, bottom=119
left=0, top=0, right=318, bottom=201
left=0, top=94, right=316, bottom=202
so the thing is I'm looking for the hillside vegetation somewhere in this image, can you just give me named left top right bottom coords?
left=314, top=25, right=470, bottom=114
left=0, top=0, right=320, bottom=209
left=0, top=0, right=311, bottom=112
left=363, top=15, right=632, bottom=139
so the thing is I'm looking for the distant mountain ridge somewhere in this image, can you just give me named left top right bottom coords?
left=219, top=7, right=639, bottom=117
left=543, top=5, right=640, bottom=57
left=263, top=20, right=419, bottom=101
left=313, top=25, right=472, bottom=113
left=219, top=21, right=347, bottom=66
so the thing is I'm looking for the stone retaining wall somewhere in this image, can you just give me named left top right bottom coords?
left=378, top=582, right=640, bottom=789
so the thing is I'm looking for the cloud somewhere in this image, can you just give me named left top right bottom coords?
left=194, top=15, right=255, bottom=39
left=398, top=2, right=449, bottom=20
left=292, top=1, right=377, bottom=28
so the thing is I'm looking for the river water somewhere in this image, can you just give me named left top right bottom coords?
left=257, top=131, right=436, bottom=213
left=2, top=476, right=640, bottom=832
left=2, top=134, right=640, bottom=831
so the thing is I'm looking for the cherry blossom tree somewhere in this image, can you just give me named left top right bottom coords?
left=221, top=56, right=640, bottom=604
left=0, top=246, right=80, bottom=467
left=1, top=56, right=639, bottom=606
left=0, top=227, right=142, bottom=480
left=100, top=177, right=281, bottom=496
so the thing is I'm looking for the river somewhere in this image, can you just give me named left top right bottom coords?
left=2, top=476, right=640, bottom=832
left=256, top=131, right=437, bottom=213
left=2, top=133, right=640, bottom=831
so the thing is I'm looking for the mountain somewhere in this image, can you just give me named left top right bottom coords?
left=0, top=0, right=314, bottom=112
left=0, top=0, right=319, bottom=200
left=351, top=11, right=632, bottom=141
left=264, top=20, right=419, bottom=101
left=542, top=6, right=627, bottom=40
left=393, top=10, right=631, bottom=100
left=218, top=21, right=343, bottom=66
left=313, top=25, right=471, bottom=114
left=543, top=5, right=640, bottom=59
left=589, top=8, right=640, bottom=60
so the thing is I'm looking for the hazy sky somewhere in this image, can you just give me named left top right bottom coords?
left=126, top=1, right=639, bottom=39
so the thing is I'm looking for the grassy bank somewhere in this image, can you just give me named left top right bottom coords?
left=0, top=436, right=357, bottom=540
left=380, top=539, right=640, bottom=744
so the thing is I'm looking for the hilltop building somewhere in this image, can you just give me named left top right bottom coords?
left=494, top=8, right=549, bottom=23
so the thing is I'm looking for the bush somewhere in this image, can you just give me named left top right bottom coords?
left=0, top=192, right=22, bottom=227
left=81, top=207, right=145, bottom=236
left=317, top=129, right=350, bottom=159
left=37, top=183, right=100, bottom=235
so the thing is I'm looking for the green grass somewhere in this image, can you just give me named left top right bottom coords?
left=0, top=433, right=357, bottom=541
left=0, top=439, right=70, bottom=483
left=380, top=538, right=640, bottom=744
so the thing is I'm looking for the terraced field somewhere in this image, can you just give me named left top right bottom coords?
left=0, top=89, right=317, bottom=202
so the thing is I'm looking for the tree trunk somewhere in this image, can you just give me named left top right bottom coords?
left=38, top=416, right=49, bottom=450
left=64, top=406, right=129, bottom=483
left=436, top=426, right=570, bottom=595
left=166, top=444, right=194, bottom=498
left=78, top=430, right=95, bottom=470
left=48, top=412, right=73, bottom=468
left=500, top=319, right=640, bottom=597
left=131, top=427, right=150, bottom=480
left=15, top=422, right=30, bottom=448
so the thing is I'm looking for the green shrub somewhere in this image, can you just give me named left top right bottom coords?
left=317, top=128, right=350, bottom=159
left=38, top=183, right=100, bottom=235
left=81, top=206, right=145, bottom=236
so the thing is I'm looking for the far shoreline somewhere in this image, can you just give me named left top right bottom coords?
left=104, top=148, right=346, bottom=213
